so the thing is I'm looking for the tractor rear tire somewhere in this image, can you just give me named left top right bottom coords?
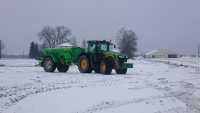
left=78, top=55, right=92, bottom=73
left=43, top=57, right=56, bottom=72
left=57, top=64, right=69, bottom=72
left=116, top=68, right=127, bottom=74
left=100, top=60, right=112, bottom=75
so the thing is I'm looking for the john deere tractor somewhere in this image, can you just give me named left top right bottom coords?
left=40, top=40, right=133, bottom=74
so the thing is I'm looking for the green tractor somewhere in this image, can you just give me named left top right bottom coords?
left=40, top=40, right=133, bottom=74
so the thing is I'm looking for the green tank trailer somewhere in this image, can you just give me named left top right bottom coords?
left=40, top=40, right=133, bottom=74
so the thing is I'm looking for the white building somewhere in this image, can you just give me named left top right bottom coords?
left=56, top=43, right=74, bottom=48
left=145, top=49, right=178, bottom=58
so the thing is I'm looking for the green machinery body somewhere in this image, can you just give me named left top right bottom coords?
left=40, top=40, right=133, bottom=74
left=41, top=47, right=84, bottom=65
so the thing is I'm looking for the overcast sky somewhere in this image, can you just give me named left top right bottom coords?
left=0, top=0, right=200, bottom=55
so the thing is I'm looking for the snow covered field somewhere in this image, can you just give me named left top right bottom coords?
left=148, top=57, right=200, bottom=69
left=0, top=59, right=200, bottom=113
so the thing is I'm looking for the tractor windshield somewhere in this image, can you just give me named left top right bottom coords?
left=100, top=43, right=108, bottom=51
left=88, top=41, right=116, bottom=52
left=97, top=43, right=115, bottom=51
left=109, top=44, right=114, bottom=51
left=109, top=44, right=120, bottom=52
left=96, top=43, right=108, bottom=51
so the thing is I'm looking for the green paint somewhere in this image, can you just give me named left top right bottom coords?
left=40, top=40, right=133, bottom=74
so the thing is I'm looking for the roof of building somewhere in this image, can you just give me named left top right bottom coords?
left=56, top=43, right=73, bottom=47
left=145, top=49, right=177, bottom=55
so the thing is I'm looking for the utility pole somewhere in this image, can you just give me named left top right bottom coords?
left=197, top=44, right=200, bottom=73
left=198, top=44, right=200, bottom=57
left=0, top=40, right=2, bottom=59
left=22, top=49, right=25, bottom=58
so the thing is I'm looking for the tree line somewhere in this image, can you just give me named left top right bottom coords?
left=29, top=26, right=137, bottom=59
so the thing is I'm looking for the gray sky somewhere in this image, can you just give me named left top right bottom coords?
left=0, top=0, right=200, bottom=55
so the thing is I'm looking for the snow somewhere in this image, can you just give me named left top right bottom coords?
left=56, top=43, right=73, bottom=48
left=148, top=57, right=200, bottom=68
left=145, top=49, right=177, bottom=56
left=0, top=58, right=200, bottom=113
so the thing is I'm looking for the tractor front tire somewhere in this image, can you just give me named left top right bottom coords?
left=116, top=68, right=127, bottom=74
left=100, top=60, right=112, bottom=75
left=57, top=64, right=69, bottom=72
left=78, top=55, right=92, bottom=73
left=43, top=57, right=56, bottom=72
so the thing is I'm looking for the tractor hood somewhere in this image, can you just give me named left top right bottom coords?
left=103, top=51, right=128, bottom=60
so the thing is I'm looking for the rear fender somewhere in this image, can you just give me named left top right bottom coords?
left=78, top=53, right=89, bottom=61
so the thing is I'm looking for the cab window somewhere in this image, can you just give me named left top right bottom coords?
left=100, top=44, right=108, bottom=51
left=88, top=44, right=96, bottom=52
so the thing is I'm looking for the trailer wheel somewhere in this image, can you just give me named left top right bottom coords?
left=57, top=64, right=69, bottom=72
left=78, top=55, right=92, bottom=73
left=116, top=68, right=127, bottom=74
left=100, top=60, right=112, bottom=75
left=43, top=57, right=56, bottom=72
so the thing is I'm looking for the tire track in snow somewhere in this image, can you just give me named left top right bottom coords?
left=0, top=75, right=128, bottom=113
left=146, top=78, right=200, bottom=113
left=136, top=60, right=200, bottom=113
left=0, top=82, right=72, bottom=113
left=77, top=95, right=185, bottom=113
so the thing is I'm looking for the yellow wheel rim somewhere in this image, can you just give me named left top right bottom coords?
left=81, top=59, right=88, bottom=70
left=100, top=62, right=106, bottom=73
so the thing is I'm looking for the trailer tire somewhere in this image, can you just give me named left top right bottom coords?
left=43, top=57, right=56, bottom=72
left=57, top=64, right=69, bottom=72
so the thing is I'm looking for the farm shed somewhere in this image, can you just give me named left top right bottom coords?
left=145, top=49, right=178, bottom=58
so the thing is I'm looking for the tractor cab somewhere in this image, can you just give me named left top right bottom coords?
left=87, top=40, right=115, bottom=53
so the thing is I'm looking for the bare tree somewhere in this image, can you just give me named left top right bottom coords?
left=38, top=26, right=55, bottom=48
left=38, top=25, right=73, bottom=48
left=69, top=36, right=77, bottom=46
left=116, top=28, right=137, bottom=58
left=55, top=26, right=71, bottom=45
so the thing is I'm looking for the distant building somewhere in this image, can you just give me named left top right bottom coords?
left=145, top=49, right=178, bottom=58
left=56, top=43, right=73, bottom=48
